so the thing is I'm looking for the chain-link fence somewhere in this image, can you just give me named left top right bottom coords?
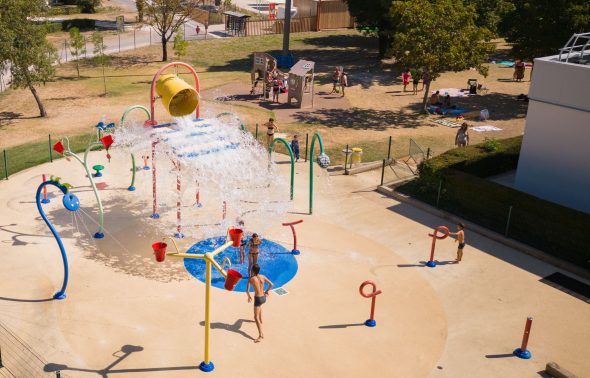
left=396, top=170, right=590, bottom=270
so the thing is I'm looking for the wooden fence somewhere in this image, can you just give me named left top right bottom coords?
left=244, top=17, right=317, bottom=36
left=317, top=1, right=354, bottom=30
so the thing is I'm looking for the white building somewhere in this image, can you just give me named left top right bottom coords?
left=515, top=33, right=590, bottom=214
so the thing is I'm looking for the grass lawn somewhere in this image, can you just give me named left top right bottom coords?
left=0, top=30, right=530, bottom=176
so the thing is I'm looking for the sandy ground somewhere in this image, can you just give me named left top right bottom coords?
left=0, top=145, right=589, bottom=377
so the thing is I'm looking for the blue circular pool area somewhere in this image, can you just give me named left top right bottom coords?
left=183, top=236, right=298, bottom=292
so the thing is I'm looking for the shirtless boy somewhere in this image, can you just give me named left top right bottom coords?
left=246, top=264, right=274, bottom=343
left=247, top=233, right=262, bottom=277
left=450, top=223, right=466, bottom=262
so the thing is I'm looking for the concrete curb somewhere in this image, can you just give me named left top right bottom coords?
left=377, top=185, right=590, bottom=282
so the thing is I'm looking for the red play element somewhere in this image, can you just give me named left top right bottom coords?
left=519, top=317, right=533, bottom=352
left=100, top=135, right=114, bottom=150
left=427, top=226, right=450, bottom=265
left=152, top=242, right=168, bottom=262
left=42, top=174, right=48, bottom=200
left=144, top=119, right=157, bottom=128
left=228, top=228, right=243, bottom=247
left=95, top=182, right=109, bottom=190
left=282, top=219, right=303, bottom=253
left=224, top=269, right=243, bottom=291
left=53, top=141, right=65, bottom=154
left=360, top=281, right=382, bottom=323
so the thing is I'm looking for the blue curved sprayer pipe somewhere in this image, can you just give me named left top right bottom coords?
left=35, top=180, right=80, bottom=300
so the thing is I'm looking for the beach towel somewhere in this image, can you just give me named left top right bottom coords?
left=427, top=106, right=467, bottom=116
left=433, top=119, right=462, bottom=128
left=470, top=125, right=502, bottom=132
left=496, top=61, right=515, bottom=67
left=432, top=88, right=467, bottom=97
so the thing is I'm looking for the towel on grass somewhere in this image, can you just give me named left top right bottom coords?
left=433, top=119, right=462, bottom=128
left=427, top=105, right=467, bottom=116
left=431, top=88, right=467, bottom=97
left=470, top=125, right=502, bottom=132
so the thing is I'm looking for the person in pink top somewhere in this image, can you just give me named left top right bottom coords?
left=402, top=68, right=412, bottom=92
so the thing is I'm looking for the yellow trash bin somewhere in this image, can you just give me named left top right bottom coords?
left=352, top=147, right=363, bottom=165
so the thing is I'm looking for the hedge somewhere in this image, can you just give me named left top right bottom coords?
left=398, top=137, right=590, bottom=270
left=40, top=19, right=96, bottom=33
left=46, top=5, right=82, bottom=16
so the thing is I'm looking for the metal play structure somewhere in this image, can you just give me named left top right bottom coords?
left=52, top=131, right=113, bottom=239
left=151, top=228, right=244, bottom=372
left=35, top=176, right=80, bottom=299
left=287, top=60, right=315, bottom=108
left=308, top=131, right=330, bottom=214
left=269, top=137, right=295, bottom=200
left=119, top=104, right=153, bottom=191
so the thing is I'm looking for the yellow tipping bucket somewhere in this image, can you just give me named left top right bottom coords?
left=352, top=147, right=363, bottom=165
left=155, top=74, right=199, bottom=117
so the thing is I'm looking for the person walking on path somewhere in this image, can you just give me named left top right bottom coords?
left=449, top=223, right=466, bottom=262
left=340, top=71, right=348, bottom=97
left=330, top=67, right=341, bottom=94
left=455, top=123, right=470, bottom=147
left=291, top=134, right=300, bottom=161
left=265, top=118, right=279, bottom=146
left=246, top=264, right=274, bottom=343
left=402, top=68, right=412, bottom=92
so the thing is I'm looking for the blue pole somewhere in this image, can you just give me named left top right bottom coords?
left=35, top=181, right=78, bottom=300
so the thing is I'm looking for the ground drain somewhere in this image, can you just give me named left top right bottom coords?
left=273, top=287, right=289, bottom=296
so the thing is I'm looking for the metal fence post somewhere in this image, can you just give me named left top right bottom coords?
left=436, top=179, right=442, bottom=208
left=505, top=205, right=513, bottom=237
left=387, top=136, right=392, bottom=160
left=64, top=40, right=68, bottom=62
left=118, top=32, right=121, bottom=52
left=149, top=29, right=152, bottom=45
left=3, top=150, right=7, bottom=180
left=56, top=371, right=61, bottom=378
left=255, top=123, right=258, bottom=140
left=49, top=134, right=53, bottom=162
left=134, top=29, right=136, bottom=49
left=0, top=344, right=3, bottom=367
left=380, top=159, right=386, bottom=185
left=426, top=147, right=432, bottom=160
left=304, top=133, right=309, bottom=162
left=84, top=36, right=87, bottom=58
left=344, top=144, right=349, bottom=175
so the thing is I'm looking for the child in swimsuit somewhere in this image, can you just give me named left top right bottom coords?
left=450, top=223, right=466, bottom=262
left=247, top=233, right=262, bottom=278
left=265, top=118, right=279, bottom=146
left=238, top=220, right=247, bottom=264
left=291, top=134, right=300, bottom=161
left=246, top=264, right=274, bottom=343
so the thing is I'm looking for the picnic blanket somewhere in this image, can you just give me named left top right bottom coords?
left=427, top=105, right=467, bottom=116
left=431, top=88, right=467, bottom=97
left=433, top=119, right=462, bottom=128
left=470, top=125, right=503, bottom=132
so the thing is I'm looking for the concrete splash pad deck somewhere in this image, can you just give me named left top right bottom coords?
left=0, top=149, right=589, bottom=377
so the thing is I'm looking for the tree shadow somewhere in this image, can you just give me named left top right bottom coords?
left=450, top=92, right=528, bottom=121
left=44, top=344, right=199, bottom=377
left=199, top=319, right=255, bottom=341
left=0, top=223, right=49, bottom=246
left=0, top=111, right=40, bottom=120
left=290, top=106, right=427, bottom=130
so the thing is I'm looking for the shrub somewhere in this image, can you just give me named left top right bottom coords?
left=482, top=137, right=500, bottom=153
left=61, top=19, right=96, bottom=31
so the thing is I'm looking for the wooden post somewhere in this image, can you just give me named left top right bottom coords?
left=380, top=159, right=385, bottom=185
left=344, top=144, right=349, bottom=175
left=387, top=136, right=392, bottom=160
left=49, top=134, right=53, bottom=162
left=3, top=150, right=7, bottom=180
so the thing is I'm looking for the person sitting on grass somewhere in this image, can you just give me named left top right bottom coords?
left=430, top=90, right=443, bottom=106
left=443, top=93, right=452, bottom=108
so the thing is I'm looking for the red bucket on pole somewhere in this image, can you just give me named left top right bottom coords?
left=152, top=242, right=167, bottom=262
left=224, top=269, right=243, bottom=291
left=228, top=228, right=243, bottom=247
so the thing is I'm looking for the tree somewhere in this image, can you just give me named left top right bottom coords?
left=69, top=27, right=86, bottom=78
left=136, top=0, right=145, bottom=22
left=463, top=0, right=514, bottom=35
left=345, top=0, right=397, bottom=57
left=499, top=0, right=590, bottom=60
left=63, top=0, right=102, bottom=13
left=91, top=31, right=108, bottom=95
left=145, top=0, right=196, bottom=61
left=173, top=28, right=188, bottom=58
left=0, top=0, right=58, bottom=118
left=389, top=0, right=494, bottom=112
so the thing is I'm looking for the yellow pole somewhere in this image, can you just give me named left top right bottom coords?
left=204, top=259, right=211, bottom=365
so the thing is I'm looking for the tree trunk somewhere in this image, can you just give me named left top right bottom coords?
left=161, top=35, right=168, bottom=61
left=76, top=61, right=80, bottom=79
left=378, top=32, right=390, bottom=58
left=421, top=80, right=431, bottom=114
left=29, top=84, right=47, bottom=118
